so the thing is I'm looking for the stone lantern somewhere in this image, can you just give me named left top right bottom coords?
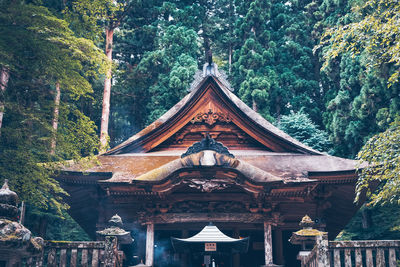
left=96, top=214, right=133, bottom=244
left=0, top=180, right=44, bottom=266
left=97, top=214, right=133, bottom=267
left=289, top=215, right=327, bottom=264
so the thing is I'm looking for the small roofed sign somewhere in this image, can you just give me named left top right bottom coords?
left=205, top=242, right=217, bottom=251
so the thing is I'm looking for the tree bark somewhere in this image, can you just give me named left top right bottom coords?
left=50, top=82, right=61, bottom=155
left=100, top=27, right=114, bottom=152
left=229, top=45, right=232, bottom=74
left=0, top=66, right=10, bottom=136
left=252, top=99, right=258, bottom=112
left=228, top=0, right=233, bottom=74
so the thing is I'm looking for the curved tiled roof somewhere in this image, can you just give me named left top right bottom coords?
left=105, top=72, right=321, bottom=155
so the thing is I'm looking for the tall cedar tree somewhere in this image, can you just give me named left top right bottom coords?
left=0, top=0, right=106, bottom=219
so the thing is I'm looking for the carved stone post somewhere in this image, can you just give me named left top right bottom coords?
left=264, top=222, right=273, bottom=266
left=315, top=234, right=330, bottom=266
left=103, top=236, right=118, bottom=267
left=289, top=215, right=328, bottom=267
left=97, top=214, right=133, bottom=267
left=145, top=223, right=154, bottom=266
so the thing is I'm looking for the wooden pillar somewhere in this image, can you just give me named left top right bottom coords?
left=264, top=222, right=273, bottom=266
left=181, top=230, right=188, bottom=267
left=273, top=229, right=284, bottom=265
left=146, top=223, right=154, bottom=266
left=233, top=228, right=240, bottom=267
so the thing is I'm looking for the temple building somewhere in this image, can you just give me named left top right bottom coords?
left=59, top=63, right=362, bottom=266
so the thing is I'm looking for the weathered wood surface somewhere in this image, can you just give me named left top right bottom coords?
left=146, top=223, right=155, bottom=267
left=344, top=249, right=351, bottom=267
left=333, top=249, right=340, bottom=267
left=70, top=249, right=77, bottom=267
left=144, top=212, right=267, bottom=224
left=365, top=249, right=373, bottom=267
left=81, top=249, right=88, bottom=267
left=92, top=249, right=99, bottom=267
left=355, top=248, right=362, bottom=267
left=389, top=248, right=397, bottom=267
left=264, top=222, right=273, bottom=265
left=47, top=248, right=56, bottom=267
left=376, top=248, right=385, bottom=266
left=60, top=248, right=67, bottom=267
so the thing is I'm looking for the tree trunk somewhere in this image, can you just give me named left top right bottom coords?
left=276, top=95, right=281, bottom=123
left=50, top=82, right=61, bottom=155
left=0, top=66, right=10, bottom=136
left=100, top=27, right=114, bottom=152
left=361, top=208, right=372, bottom=229
left=201, top=0, right=211, bottom=61
left=228, top=0, right=233, bottom=74
left=38, top=216, right=48, bottom=238
left=229, top=45, right=232, bottom=74
left=252, top=99, right=258, bottom=112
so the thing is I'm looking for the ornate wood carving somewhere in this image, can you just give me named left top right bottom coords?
left=156, top=123, right=267, bottom=150
left=191, top=109, right=231, bottom=126
left=139, top=212, right=267, bottom=224
left=181, top=134, right=234, bottom=158
left=138, top=200, right=273, bottom=215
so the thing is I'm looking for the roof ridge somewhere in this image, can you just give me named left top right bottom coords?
left=104, top=69, right=322, bottom=155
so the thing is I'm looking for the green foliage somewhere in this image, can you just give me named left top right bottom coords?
left=278, top=111, right=332, bottom=152
left=25, top=207, right=90, bottom=241
left=65, top=0, right=128, bottom=41
left=337, top=204, right=400, bottom=240
left=319, top=0, right=400, bottom=86
left=134, top=25, right=199, bottom=123
left=232, top=0, right=275, bottom=120
left=0, top=0, right=105, bottom=215
left=355, top=119, right=400, bottom=205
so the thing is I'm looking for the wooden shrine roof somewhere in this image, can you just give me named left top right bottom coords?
left=105, top=74, right=321, bottom=155
left=63, top=150, right=358, bottom=184
left=59, top=64, right=363, bottom=238
left=63, top=64, right=360, bottom=185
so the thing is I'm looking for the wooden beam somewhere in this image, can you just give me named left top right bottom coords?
left=145, top=223, right=154, bottom=266
left=233, top=228, right=240, bottom=267
left=141, top=213, right=267, bottom=224
left=273, top=228, right=284, bottom=265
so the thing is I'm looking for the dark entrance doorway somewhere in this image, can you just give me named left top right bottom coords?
left=190, top=253, right=232, bottom=267
left=171, top=223, right=249, bottom=267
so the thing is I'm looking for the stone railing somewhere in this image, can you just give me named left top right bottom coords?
left=20, top=237, right=122, bottom=267
left=0, top=181, right=131, bottom=267
left=303, top=236, right=400, bottom=267
left=302, top=235, right=329, bottom=267
left=329, top=240, right=400, bottom=267
left=302, top=245, right=317, bottom=267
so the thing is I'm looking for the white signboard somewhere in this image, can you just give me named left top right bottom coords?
left=205, top=242, right=217, bottom=251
